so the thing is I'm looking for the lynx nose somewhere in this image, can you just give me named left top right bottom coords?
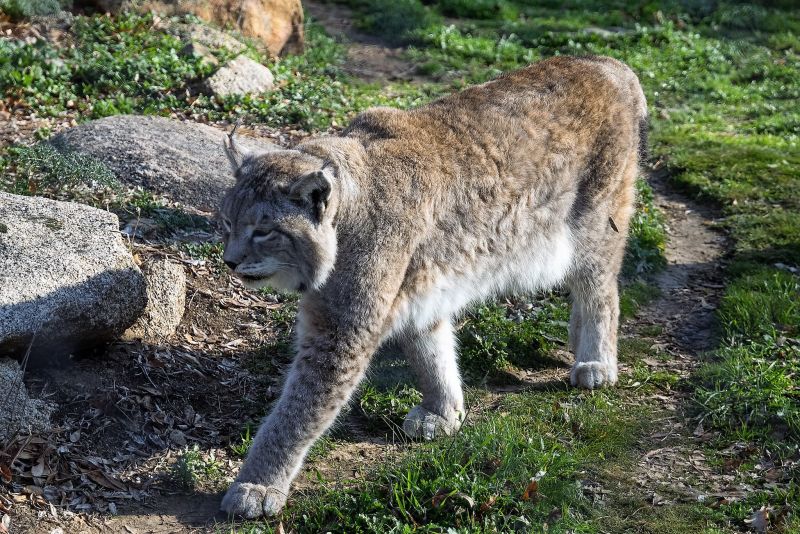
left=224, top=260, right=239, bottom=271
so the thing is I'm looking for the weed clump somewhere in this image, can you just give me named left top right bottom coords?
left=0, top=0, right=70, bottom=19
left=172, top=445, right=224, bottom=490
left=359, top=382, right=421, bottom=427
left=1, top=143, right=119, bottom=198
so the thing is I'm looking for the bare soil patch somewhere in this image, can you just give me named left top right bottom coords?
left=304, top=0, right=423, bottom=83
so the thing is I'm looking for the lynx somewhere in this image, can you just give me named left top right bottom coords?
left=218, top=55, right=647, bottom=518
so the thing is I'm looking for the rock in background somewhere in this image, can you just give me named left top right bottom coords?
left=88, top=0, right=305, bottom=57
left=203, top=55, right=275, bottom=98
left=122, top=257, right=186, bottom=343
left=170, top=21, right=248, bottom=56
left=50, top=115, right=277, bottom=212
left=0, top=192, right=147, bottom=360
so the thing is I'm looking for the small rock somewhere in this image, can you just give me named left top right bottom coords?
left=0, top=359, right=55, bottom=441
left=171, top=22, right=247, bottom=55
left=123, top=258, right=186, bottom=343
left=204, top=55, right=274, bottom=98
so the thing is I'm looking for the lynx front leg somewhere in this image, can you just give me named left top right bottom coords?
left=221, top=323, right=374, bottom=518
left=399, top=319, right=465, bottom=440
left=569, top=277, right=619, bottom=389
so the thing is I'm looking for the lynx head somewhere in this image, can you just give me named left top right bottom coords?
left=219, top=136, right=338, bottom=293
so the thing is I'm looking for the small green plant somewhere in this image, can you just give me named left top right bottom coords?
left=359, top=382, right=422, bottom=427
left=182, top=242, right=225, bottom=268
left=624, top=179, right=667, bottom=277
left=0, top=222, right=7, bottom=234
left=230, top=424, right=254, bottom=458
left=172, top=445, right=224, bottom=490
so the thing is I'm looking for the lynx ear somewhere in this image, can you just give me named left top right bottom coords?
left=290, top=168, right=333, bottom=220
left=223, top=122, right=249, bottom=171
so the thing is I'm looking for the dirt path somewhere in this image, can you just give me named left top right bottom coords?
left=303, top=0, right=424, bottom=83
left=645, top=167, right=726, bottom=353
left=624, top=168, right=734, bottom=509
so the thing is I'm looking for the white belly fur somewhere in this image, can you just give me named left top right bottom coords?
left=394, top=227, right=574, bottom=333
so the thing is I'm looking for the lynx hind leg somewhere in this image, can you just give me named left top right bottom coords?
left=568, top=270, right=621, bottom=389
left=399, top=319, right=465, bottom=440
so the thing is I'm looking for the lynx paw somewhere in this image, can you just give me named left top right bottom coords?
left=220, top=482, right=286, bottom=518
left=403, top=405, right=463, bottom=440
left=570, top=361, right=618, bottom=389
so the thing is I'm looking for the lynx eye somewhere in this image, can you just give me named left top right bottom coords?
left=252, top=229, right=277, bottom=241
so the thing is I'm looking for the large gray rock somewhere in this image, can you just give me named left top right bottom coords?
left=0, top=193, right=147, bottom=360
left=122, top=257, right=186, bottom=343
left=0, top=358, right=54, bottom=441
left=50, top=115, right=277, bottom=212
left=204, top=55, right=275, bottom=98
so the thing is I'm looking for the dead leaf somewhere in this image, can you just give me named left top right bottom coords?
left=86, top=471, right=128, bottom=492
left=22, top=485, right=42, bottom=496
left=522, top=479, right=539, bottom=501
left=0, top=464, right=11, bottom=483
left=455, top=492, right=475, bottom=509
left=31, top=458, right=46, bottom=478
left=479, top=495, right=497, bottom=513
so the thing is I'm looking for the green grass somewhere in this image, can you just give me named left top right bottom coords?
left=457, top=297, right=570, bottom=381
left=619, top=281, right=661, bottom=320
left=696, top=270, right=800, bottom=443
left=625, top=179, right=668, bottom=277
left=358, top=382, right=422, bottom=429
left=0, top=13, right=438, bottom=131
left=269, top=387, right=646, bottom=533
